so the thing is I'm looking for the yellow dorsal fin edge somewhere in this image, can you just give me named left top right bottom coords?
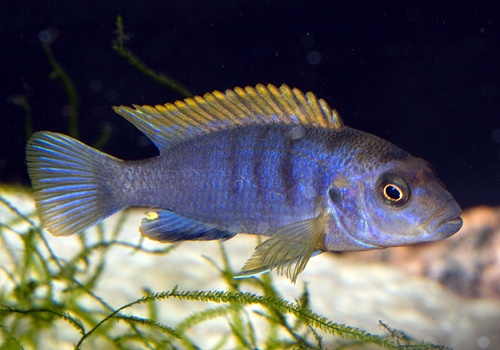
left=112, top=83, right=344, bottom=150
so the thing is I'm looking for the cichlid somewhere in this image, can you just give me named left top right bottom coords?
left=26, top=84, right=463, bottom=282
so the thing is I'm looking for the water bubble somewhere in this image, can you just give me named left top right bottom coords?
left=306, top=51, right=322, bottom=65
left=38, top=30, right=54, bottom=44
left=477, top=336, right=490, bottom=349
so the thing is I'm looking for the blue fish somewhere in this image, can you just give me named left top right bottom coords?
left=26, top=84, right=462, bottom=282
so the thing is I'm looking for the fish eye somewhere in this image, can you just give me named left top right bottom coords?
left=376, top=174, right=410, bottom=208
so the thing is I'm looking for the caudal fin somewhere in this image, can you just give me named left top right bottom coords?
left=26, top=131, right=125, bottom=236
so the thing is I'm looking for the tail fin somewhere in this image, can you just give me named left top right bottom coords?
left=26, top=131, right=125, bottom=236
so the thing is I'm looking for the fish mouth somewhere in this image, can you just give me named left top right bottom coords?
left=427, top=199, right=463, bottom=239
left=432, top=216, right=463, bottom=238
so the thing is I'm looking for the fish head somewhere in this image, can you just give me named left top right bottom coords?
left=324, top=155, right=462, bottom=250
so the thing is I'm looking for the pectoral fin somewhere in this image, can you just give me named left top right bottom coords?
left=235, top=217, right=325, bottom=283
left=141, top=209, right=236, bottom=242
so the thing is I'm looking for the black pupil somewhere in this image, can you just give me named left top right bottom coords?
left=385, top=185, right=401, bottom=200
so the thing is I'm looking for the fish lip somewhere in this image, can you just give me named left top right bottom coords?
left=432, top=215, right=463, bottom=239
left=428, top=198, right=463, bottom=239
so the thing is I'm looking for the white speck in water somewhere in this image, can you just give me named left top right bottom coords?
left=477, top=335, right=490, bottom=348
left=90, top=79, right=102, bottom=92
left=306, top=51, right=322, bottom=65
left=492, top=129, right=500, bottom=143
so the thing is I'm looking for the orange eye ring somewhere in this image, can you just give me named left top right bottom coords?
left=383, top=184, right=403, bottom=202
left=376, top=174, right=410, bottom=208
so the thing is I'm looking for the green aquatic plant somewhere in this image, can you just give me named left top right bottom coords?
left=112, top=15, right=192, bottom=98
left=43, top=42, right=80, bottom=139
left=0, top=192, right=181, bottom=349
left=0, top=16, right=451, bottom=349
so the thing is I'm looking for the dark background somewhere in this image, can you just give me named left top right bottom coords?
left=1, top=1, right=499, bottom=209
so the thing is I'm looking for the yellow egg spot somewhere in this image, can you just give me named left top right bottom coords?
left=146, top=211, right=159, bottom=220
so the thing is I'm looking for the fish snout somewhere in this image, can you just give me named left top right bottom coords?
left=428, top=199, right=463, bottom=239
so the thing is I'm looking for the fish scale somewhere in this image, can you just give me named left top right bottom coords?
left=120, top=126, right=324, bottom=232
left=26, top=83, right=463, bottom=282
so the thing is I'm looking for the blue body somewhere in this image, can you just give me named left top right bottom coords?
left=122, top=125, right=335, bottom=232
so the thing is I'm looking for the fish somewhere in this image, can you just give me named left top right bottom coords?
left=25, top=83, right=463, bottom=282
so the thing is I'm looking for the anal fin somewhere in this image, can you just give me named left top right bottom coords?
left=141, top=209, right=236, bottom=242
left=235, top=216, right=325, bottom=283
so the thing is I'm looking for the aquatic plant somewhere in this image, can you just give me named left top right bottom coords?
left=42, top=42, right=80, bottom=139
left=112, top=15, right=192, bottom=98
left=0, top=16, right=450, bottom=349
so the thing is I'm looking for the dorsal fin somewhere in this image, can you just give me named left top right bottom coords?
left=112, top=83, right=344, bottom=151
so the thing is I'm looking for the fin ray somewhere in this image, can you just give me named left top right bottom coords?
left=141, top=209, right=236, bottom=242
left=236, top=216, right=326, bottom=282
left=26, top=132, right=124, bottom=236
left=113, top=83, right=344, bottom=151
